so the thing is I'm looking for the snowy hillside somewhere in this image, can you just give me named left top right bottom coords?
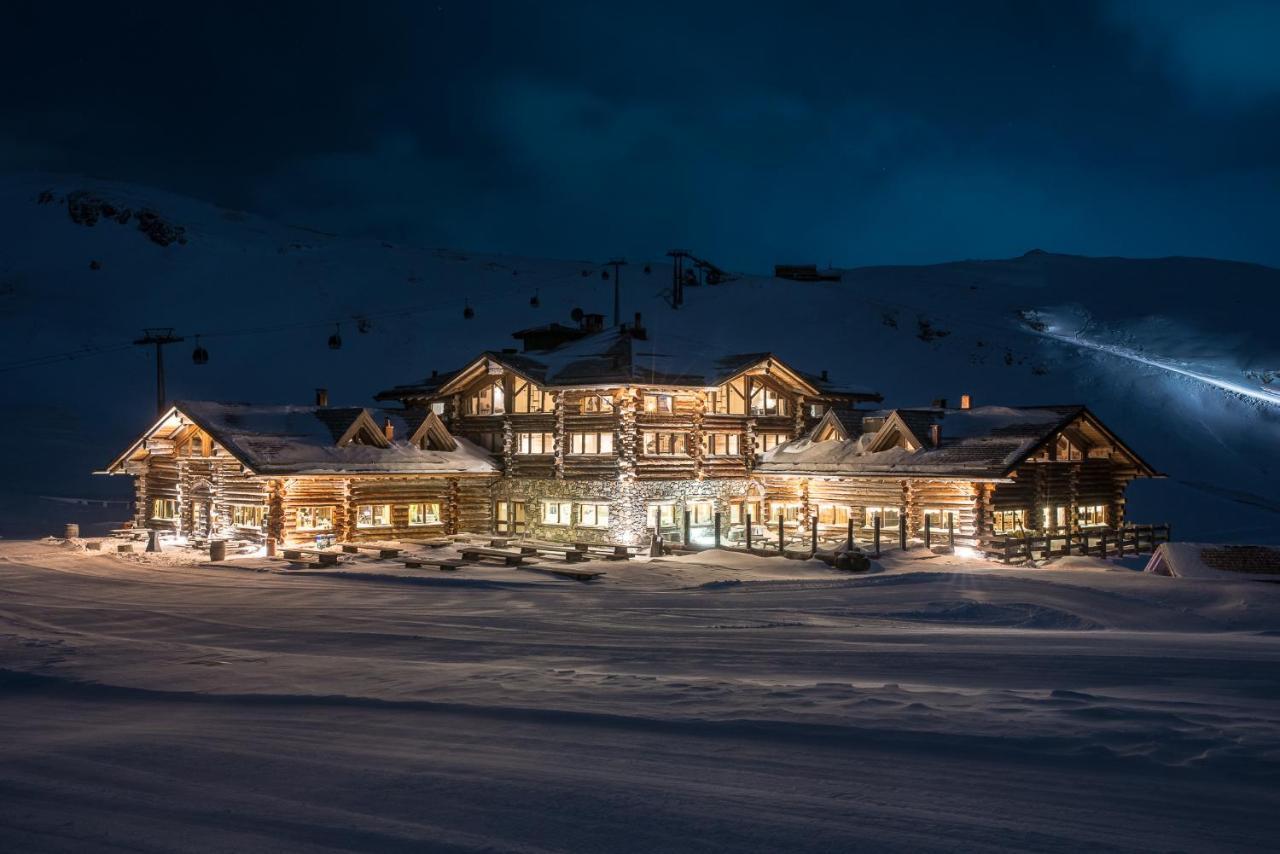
left=2, top=173, right=1277, bottom=540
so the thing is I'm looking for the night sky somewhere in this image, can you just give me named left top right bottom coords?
left=5, top=1, right=1280, bottom=271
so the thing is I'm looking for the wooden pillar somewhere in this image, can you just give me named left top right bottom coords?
left=446, top=478, right=460, bottom=535
left=553, top=391, right=565, bottom=480
left=267, top=479, right=286, bottom=545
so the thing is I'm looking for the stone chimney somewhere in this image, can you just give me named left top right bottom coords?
left=931, top=397, right=948, bottom=409
left=930, top=423, right=941, bottom=448
left=315, top=388, right=329, bottom=407
left=383, top=417, right=395, bottom=441
left=960, top=393, right=972, bottom=410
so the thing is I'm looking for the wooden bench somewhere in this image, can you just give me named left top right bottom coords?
left=404, top=558, right=467, bottom=572
left=534, top=545, right=588, bottom=563
left=516, top=564, right=605, bottom=582
left=339, top=543, right=401, bottom=559
left=281, top=548, right=340, bottom=566
left=573, top=542, right=635, bottom=561
left=459, top=547, right=531, bottom=567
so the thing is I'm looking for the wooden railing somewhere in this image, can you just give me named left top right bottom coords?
left=981, top=524, right=1170, bottom=565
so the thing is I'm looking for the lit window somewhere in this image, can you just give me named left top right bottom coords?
left=512, top=381, right=555, bottom=413
left=468, top=381, right=505, bottom=415
left=923, top=508, right=956, bottom=530
left=517, top=432, right=554, bottom=454
left=816, top=504, right=850, bottom=526
left=992, top=510, right=1026, bottom=534
left=705, top=433, right=741, bottom=456
left=728, top=502, right=761, bottom=525
left=578, top=503, right=610, bottom=527
left=1077, top=504, right=1107, bottom=527
left=296, top=506, right=334, bottom=531
left=643, top=393, right=673, bottom=413
left=581, top=395, right=614, bottom=413
left=356, top=504, right=391, bottom=528
left=749, top=386, right=789, bottom=416
left=231, top=505, right=266, bottom=528
left=542, top=501, right=573, bottom=525
left=688, top=501, right=715, bottom=524
left=1056, top=435, right=1083, bottom=461
left=864, top=507, right=901, bottom=530
left=808, top=404, right=825, bottom=418
left=709, top=378, right=747, bottom=414
left=569, top=432, right=614, bottom=454
left=771, top=502, right=803, bottom=522
left=643, top=431, right=688, bottom=455
left=408, top=502, right=441, bottom=525
left=430, top=401, right=445, bottom=415
left=151, top=498, right=178, bottom=521
left=647, top=503, right=678, bottom=528
left=756, top=432, right=790, bottom=453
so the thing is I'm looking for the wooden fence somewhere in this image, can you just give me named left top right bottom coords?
left=981, top=524, right=1170, bottom=565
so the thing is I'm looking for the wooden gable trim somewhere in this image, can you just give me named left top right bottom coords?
left=720, top=354, right=821, bottom=396
left=436, top=354, right=541, bottom=397
left=336, top=410, right=391, bottom=449
left=999, top=408, right=1159, bottom=478
left=809, top=408, right=851, bottom=442
left=864, top=411, right=924, bottom=454
left=410, top=411, right=458, bottom=451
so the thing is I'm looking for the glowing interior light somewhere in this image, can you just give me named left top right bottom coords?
left=952, top=546, right=978, bottom=560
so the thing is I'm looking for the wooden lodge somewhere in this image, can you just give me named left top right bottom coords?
left=103, top=317, right=1163, bottom=561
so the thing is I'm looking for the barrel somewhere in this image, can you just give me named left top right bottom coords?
left=64, top=523, right=80, bottom=539
left=209, top=540, right=227, bottom=562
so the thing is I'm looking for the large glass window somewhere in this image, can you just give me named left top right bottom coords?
left=647, top=503, right=678, bottom=528
left=923, top=508, right=956, bottom=530
left=581, top=394, right=614, bottom=413
left=296, top=506, right=334, bottom=531
left=709, top=377, right=747, bottom=415
left=578, top=503, right=610, bottom=527
left=408, top=502, right=441, bottom=526
left=467, top=380, right=505, bottom=415
left=770, top=502, right=803, bottom=523
left=511, top=381, right=555, bottom=413
left=542, top=501, right=573, bottom=525
left=517, top=432, right=554, bottom=454
left=569, top=432, right=614, bottom=455
left=728, top=502, right=761, bottom=525
left=749, top=385, right=789, bottom=416
left=356, top=504, right=391, bottom=528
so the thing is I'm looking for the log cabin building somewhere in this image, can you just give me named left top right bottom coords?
left=103, top=317, right=1160, bottom=556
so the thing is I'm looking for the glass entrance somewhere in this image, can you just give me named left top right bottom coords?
left=647, top=502, right=680, bottom=543
left=495, top=500, right=527, bottom=535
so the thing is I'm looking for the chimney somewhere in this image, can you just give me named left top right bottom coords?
left=820, top=369, right=829, bottom=382
left=315, top=388, right=329, bottom=407
left=931, top=397, right=948, bottom=409
left=383, top=417, right=395, bottom=441
left=960, top=393, right=972, bottom=410
left=930, top=423, right=941, bottom=448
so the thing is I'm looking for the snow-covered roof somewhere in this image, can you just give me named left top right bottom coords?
left=1145, top=543, right=1280, bottom=580
left=758, top=404, right=1125, bottom=479
left=108, top=401, right=498, bottom=477
left=377, top=328, right=881, bottom=399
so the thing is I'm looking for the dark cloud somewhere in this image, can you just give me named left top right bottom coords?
left=3, top=1, right=1279, bottom=269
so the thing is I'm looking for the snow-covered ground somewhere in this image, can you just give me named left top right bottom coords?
left=2, top=540, right=1277, bottom=851
left=2, top=175, right=1279, bottom=542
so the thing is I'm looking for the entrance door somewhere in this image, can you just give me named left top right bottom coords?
left=495, top=500, right=527, bottom=535
left=646, top=502, right=680, bottom=543
left=687, top=500, right=715, bottom=546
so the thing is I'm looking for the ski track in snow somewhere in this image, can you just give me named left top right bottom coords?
left=1, top=541, right=1279, bottom=852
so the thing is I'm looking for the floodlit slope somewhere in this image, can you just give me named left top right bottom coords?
left=1, top=174, right=1277, bottom=539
